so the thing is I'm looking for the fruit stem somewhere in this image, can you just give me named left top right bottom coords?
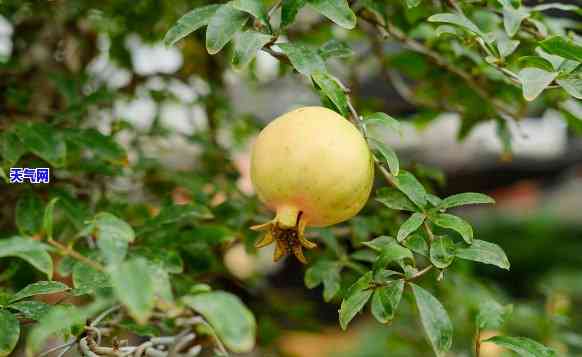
left=275, top=206, right=300, bottom=229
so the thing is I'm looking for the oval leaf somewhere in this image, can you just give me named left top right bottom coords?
left=393, top=170, right=427, bottom=208
left=206, top=4, right=249, bottom=55
left=429, top=236, right=456, bottom=269
left=9, top=281, right=69, bottom=304
left=278, top=42, right=326, bottom=76
left=0, top=310, right=19, bottom=357
left=95, top=212, right=135, bottom=266
left=440, top=192, right=495, bottom=210
left=456, top=239, right=510, bottom=270
left=376, top=187, right=417, bottom=212
left=312, top=71, right=349, bottom=116
left=371, top=280, right=404, bottom=324
left=397, top=213, right=425, bottom=242
left=233, top=31, right=273, bottom=68
left=307, top=0, right=356, bottom=29
left=339, top=272, right=373, bottom=330
left=183, top=291, right=256, bottom=353
left=0, top=237, right=53, bottom=278
left=483, top=336, right=556, bottom=357
left=518, top=68, right=557, bottom=101
left=432, top=213, right=473, bottom=244
left=411, top=284, right=453, bottom=357
left=109, top=258, right=155, bottom=324
left=164, top=4, right=220, bottom=46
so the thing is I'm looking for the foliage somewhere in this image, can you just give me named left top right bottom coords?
left=1, top=0, right=581, bottom=356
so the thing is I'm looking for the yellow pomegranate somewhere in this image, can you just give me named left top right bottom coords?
left=250, top=106, right=374, bottom=263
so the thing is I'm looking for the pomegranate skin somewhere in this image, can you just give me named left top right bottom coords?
left=250, top=106, right=374, bottom=262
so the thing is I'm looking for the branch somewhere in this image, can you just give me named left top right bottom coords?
left=357, top=10, right=519, bottom=120
left=47, top=238, right=105, bottom=272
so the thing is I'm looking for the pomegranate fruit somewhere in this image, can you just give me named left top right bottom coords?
left=250, top=106, right=374, bottom=263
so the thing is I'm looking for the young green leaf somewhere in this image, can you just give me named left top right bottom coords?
left=0, top=237, right=53, bottom=278
left=429, top=236, right=456, bottom=269
left=516, top=56, right=555, bottom=72
left=397, top=213, right=425, bottom=242
left=432, top=213, right=473, bottom=244
left=312, top=70, right=349, bottom=116
left=557, top=75, right=582, bottom=99
left=231, top=0, right=269, bottom=26
left=0, top=310, right=19, bottom=357
left=15, top=193, right=43, bottom=236
left=539, top=36, right=582, bottom=63
left=374, top=243, right=414, bottom=269
left=138, top=203, right=212, bottom=235
left=163, top=4, right=220, bottom=46
left=278, top=42, right=327, bottom=76
left=404, top=233, right=429, bottom=256
left=7, top=301, right=51, bottom=321
left=370, top=138, right=399, bottom=176
left=182, top=291, right=256, bottom=353
left=363, top=112, right=401, bottom=133
left=502, top=4, right=529, bottom=37
left=73, top=262, right=111, bottom=295
left=428, top=13, right=489, bottom=41
left=305, top=260, right=342, bottom=301
left=405, top=0, right=421, bottom=8
left=371, top=280, right=404, bottom=324
left=339, top=272, right=373, bottom=330
left=281, top=0, right=307, bottom=28
left=109, top=258, right=155, bottom=324
left=42, top=198, right=59, bottom=240
left=206, top=4, right=249, bottom=55
left=65, top=129, right=127, bottom=164
left=456, top=239, right=510, bottom=270
left=518, top=67, right=558, bottom=101
left=13, top=122, right=67, bottom=167
left=95, top=212, right=135, bottom=265
left=362, top=236, right=397, bottom=252
left=376, top=187, right=417, bottom=212
left=393, top=170, right=427, bottom=208
left=318, top=39, right=353, bottom=59
left=483, top=336, right=556, bottom=357
left=9, top=281, right=69, bottom=304
left=476, top=300, right=513, bottom=330
left=439, top=192, right=495, bottom=210
left=307, top=0, right=356, bottom=29
left=232, top=31, right=273, bottom=68
left=1, top=130, right=27, bottom=167
left=411, top=284, right=453, bottom=357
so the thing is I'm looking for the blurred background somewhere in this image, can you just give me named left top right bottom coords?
left=1, top=0, right=581, bottom=356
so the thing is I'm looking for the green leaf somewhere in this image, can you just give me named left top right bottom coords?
left=339, top=272, right=373, bottom=330
left=16, top=193, right=43, bottom=236
left=411, top=284, right=453, bottom=357
left=109, top=258, right=155, bottom=324
left=456, top=239, right=510, bottom=270
left=312, top=70, right=349, bottom=116
left=65, top=129, right=126, bottom=164
left=138, top=203, right=212, bottom=235
left=405, top=0, right=422, bottom=8
left=516, top=56, right=555, bottom=72
left=73, top=262, right=110, bottom=295
left=305, top=260, right=342, bottom=302
left=95, top=212, right=135, bottom=265
left=149, top=265, right=174, bottom=303
left=278, top=42, right=326, bottom=76
left=374, top=242, right=414, bottom=269
left=281, top=0, right=307, bottom=27
left=183, top=291, right=256, bottom=353
left=376, top=187, right=417, bottom=212
left=231, top=0, right=269, bottom=25
left=232, top=31, right=273, bottom=68
left=9, top=281, right=69, bottom=304
left=397, top=213, right=425, bottom=242
left=477, top=300, right=513, bottom=330
left=1, top=130, right=27, bottom=166
left=404, top=233, right=429, bottom=256
left=362, top=236, right=397, bottom=252
left=557, top=74, right=582, bottom=99
left=483, top=336, right=556, bottom=357
left=439, top=192, right=495, bottom=210
left=307, top=0, right=356, bottom=29
left=497, top=35, right=520, bottom=57
left=42, top=198, right=59, bottom=240
left=363, top=112, right=401, bottom=133
left=0, top=310, right=19, bottom=357
left=539, top=36, right=582, bottom=63
left=518, top=68, right=558, bottom=101
left=369, top=138, right=399, bottom=176
left=206, top=4, right=249, bottom=55
left=0, top=237, right=53, bottom=278
left=13, top=122, right=66, bottom=167
left=531, top=3, right=581, bottom=12
left=7, top=301, right=51, bottom=321
left=501, top=4, right=529, bottom=37
left=26, top=301, right=108, bottom=356
left=429, top=236, right=456, bottom=269
left=428, top=13, right=488, bottom=41
left=163, top=4, right=220, bottom=46
left=393, top=170, right=427, bottom=208
left=426, top=193, right=443, bottom=207
left=318, top=39, right=353, bottom=59
left=371, top=280, right=404, bottom=324
left=432, top=213, right=473, bottom=244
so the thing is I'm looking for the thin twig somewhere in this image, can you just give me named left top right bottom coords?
left=48, top=238, right=105, bottom=272
left=91, top=305, right=121, bottom=327
left=38, top=340, right=77, bottom=357
left=406, top=265, right=434, bottom=281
